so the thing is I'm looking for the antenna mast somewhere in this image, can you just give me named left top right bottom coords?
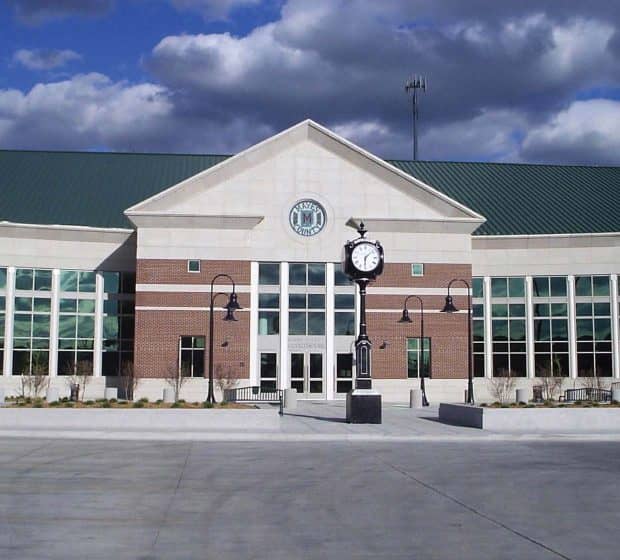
left=405, top=75, right=427, bottom=161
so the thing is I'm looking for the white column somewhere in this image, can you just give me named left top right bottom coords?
left=3, top=267, right=16, bottom=376
left=525, top=276, right=535, bottom=379
left=279, top=262, right=289, bottom=391
left=48, top=269, right=60, bottom=377
left=567, top=275, right=577, bottom=379
left=249, top=262, right=259, bottom=385
left=93, top=272, right=104, bottom=377
left=325, top=263, right=335, bottom=400
left=483, top=276, right=493, bottom=378
left=611, top=274, right=619, bottom=379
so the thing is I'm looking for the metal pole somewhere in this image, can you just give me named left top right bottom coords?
left=419, top=299, right=429, bottom=406
left=467, top=288, right=474, bottom=404
left=208, top=285, right=216, bottom=403
left=413, top=88, right=418, bottom=161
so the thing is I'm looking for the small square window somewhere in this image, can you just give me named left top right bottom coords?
left=187, top=260, right=201, bottom=273
left=411, top=263, right=424, bottom=277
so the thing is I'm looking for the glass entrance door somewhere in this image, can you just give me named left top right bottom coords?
left=290, top=352, right=324, bottom=398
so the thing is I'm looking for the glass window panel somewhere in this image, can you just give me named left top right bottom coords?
left=594, top=318, right=611, bottom=341
left=289, top=294, right=306, bottom=309
left=180, top=336, right=192, bottom=348
left=57, top=352, right=75, bottom=375
left=288, top=312, right=306, bottom=335
left=307, top=294, right=324, bottom=309
left=491, top=277, right=507, bottom=297
left=407, top=338, right=419, bottom=351
left=473, top=304, right=483, bottom=318
left=473, top=321, right=484, bottom=342
left=193, top=351, right=205, bottom=376
left=0, top=268, right=6, bottom=289
left=334, top=264, right=352, bottom=286
left=593, top=302, right=610, bottom=316
left=60, top=298, right=77, bottom=313
left=78, top=299, right=95, bottom=313
left=492, top=354, right=509, bottom=377
left=15, top=269, right=33, bottom=291
left=13, top=338, right=30, bottom=349
left=576, top=303, right=592, bottom=317
left=534, top=303, right=550, bottom=317
left=335, top=294, right=355, bottom=309
left=307, top=264, right=325, bottom=286
left=76, top=340, right=94, bottom=350
left=491, top=304, right=508, bottom=317
left=258, top=294, right=279, bottom=309
left=103, top=316, right=119, bottom=339
left=510, top=320, right=526, bottom=341
left=336, top=354, right=353, bottom=377
left=575, top=276, right=591, bottom=297
left=289, top=264, right=306, bottom=285
left=14, top=297, right=32, bottom=312
left=187, top=260, right=200, bottom=273
left=13, top=316, right=31, bottom=338
left=510, top=355, right=527, bottom=377
left=258, top=263, right=279, bottom=285
left=576, top=319, right=593, bottom=340
left=592, top=276, right=610, bottom=297
left=193, top=336, right=205, bottom=349
left=596, top=354, right=613, bottom=377
left=550, top=303, right=567, bottom=317
left=411, top=263, right=424, bottom=276
left=78, top=271, right=96, bottom=292
left=103, top=272, right=120, bottom=293
left=335, top=312, right=355, bottom=335
left=32, top=315, right=50, bottom=338
left=33, top=298, right=50, bottom=312
left=533, top=277, right=549, bottom=297
left=508, top=277, right=525, bottom=298
left=509, top=304, right=525, bottom=317
left=472, top=278, right=483, bottom=298
left=77, top=316, right=95, bottom=338
left=551, top=319, right=568, bottom=340
left=60, top=270, right=78, bottom=292
left=534, top=319, right=550, bottom=341
left=407, top=350, right=419, bottom=378
left=550, top=277, right=567, bottom=297
left=34, top=270, right=52, bottom=291
left=58, top=316, right=76, bottom=339
left=258, top=311, right=279, bottom=335
left=103, top=300, right=119, bottom=315
left=492, top=320, right=508, bottom=341
left=307, top=312, right=325, bottom=335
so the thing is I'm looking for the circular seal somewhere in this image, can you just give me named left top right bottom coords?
left=289, top=199, right=326, bottom=237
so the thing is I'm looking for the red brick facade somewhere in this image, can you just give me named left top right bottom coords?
left=134, top=259, right=471, bottom=382
left=368, top=262, right=472, bottom=380
left=134, top=259, right=251, bottom=379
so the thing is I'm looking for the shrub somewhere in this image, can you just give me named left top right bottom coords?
left=133, top=401, right=144, bottom=408
left=178, top=399, right=186, bottom=404
left=33, top=402, right=43, bottom=408
left=139, top=398, right=148, bottom=404
left=102, top=401, right=112, bottom=408
left=156, top=399, right=163, bottom=404
left=64, top=402, right=74, bottom=408
left=109, top=399, right=117, bottom=404
left=203, top=401, right=214, bottom=409
left=49, top=401, right=60, bottom=407
left=171, top=402, right=181, bottom=408
left=85, top=400, right=95, bottom=405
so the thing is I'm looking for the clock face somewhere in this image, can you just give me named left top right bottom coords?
left=351, top=242, right=380, bottom=272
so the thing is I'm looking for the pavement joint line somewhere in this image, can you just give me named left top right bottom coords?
left=374, top=455, right=574, bottom=560
left=151, top=441, right=193, bottom=551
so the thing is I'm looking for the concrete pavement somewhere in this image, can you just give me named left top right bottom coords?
left=0, top=437, right=619, bottom=559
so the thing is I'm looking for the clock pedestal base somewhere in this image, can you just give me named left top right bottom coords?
left=346, top=389, right=382, bottom=424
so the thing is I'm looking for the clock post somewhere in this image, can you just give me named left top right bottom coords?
left=343, top=222, right=384, bottom=424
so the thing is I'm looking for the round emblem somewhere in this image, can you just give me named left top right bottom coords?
left=289, top=199, right=326, bottom=237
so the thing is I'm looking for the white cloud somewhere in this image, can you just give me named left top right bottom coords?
left=13, top=48, right=82, bottom=71
left=522, top=99, right=620, bottom=164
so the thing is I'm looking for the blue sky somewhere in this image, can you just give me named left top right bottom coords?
left=1, top=0, right=620, bottom=163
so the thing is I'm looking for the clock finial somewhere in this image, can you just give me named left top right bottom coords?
left=358, top=221, right=367, bottom=238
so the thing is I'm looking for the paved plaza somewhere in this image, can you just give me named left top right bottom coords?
left=0, top=435, right=619, bottom=559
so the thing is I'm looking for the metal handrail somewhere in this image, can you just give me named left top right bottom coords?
left=564, top=388, right=612, bottom=403
left=224, top=386, right=284, bottom=415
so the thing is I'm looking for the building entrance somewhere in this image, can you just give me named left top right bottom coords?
left=290, top=352, right=325, bottom=398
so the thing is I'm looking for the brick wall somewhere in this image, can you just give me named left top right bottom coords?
left=369, top=262, right=472, bottom=380
left=135, top=259, right=250, bottom=379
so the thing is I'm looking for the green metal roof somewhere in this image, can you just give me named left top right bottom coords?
left=0, top=149, right=618, bottom=235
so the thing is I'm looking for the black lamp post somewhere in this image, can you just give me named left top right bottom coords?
left=398, top=295, right=429, bottom=406
left=207, top=274, right=241, bottom=404
left=440, top=279, right=474, bottom=405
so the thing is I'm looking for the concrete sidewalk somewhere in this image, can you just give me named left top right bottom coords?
left=2, top=401, right=620, bottom=441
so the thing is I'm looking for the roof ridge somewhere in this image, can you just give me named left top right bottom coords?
left=386, top=159, right=620, bottom=170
